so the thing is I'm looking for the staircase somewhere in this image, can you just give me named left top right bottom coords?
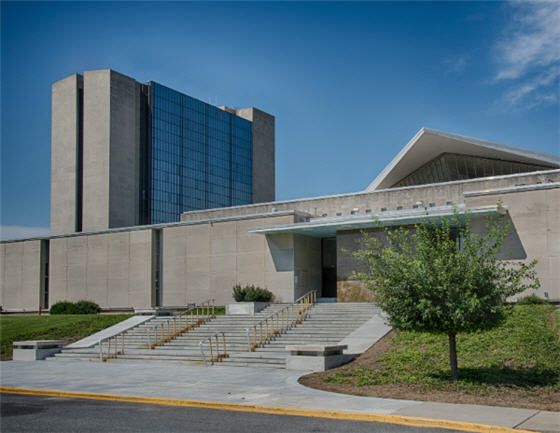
left=51, top=302, right=381, bottom=368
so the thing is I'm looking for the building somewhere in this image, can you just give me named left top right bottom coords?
left=50, top=70, right=275, bottom=235
left=1, top=81, right=559, bottom=313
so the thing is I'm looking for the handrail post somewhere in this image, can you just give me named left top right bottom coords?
left=214, top=334, right=219, bottom=362
left=222, top=333, right=226, bottom=357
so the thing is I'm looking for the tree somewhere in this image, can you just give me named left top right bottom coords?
left=351, top=209, right=540, bottom=381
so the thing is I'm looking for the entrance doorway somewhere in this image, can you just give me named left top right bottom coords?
left=321, top=238, right=337, bottom=298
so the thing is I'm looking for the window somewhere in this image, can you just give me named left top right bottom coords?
left=149, top=82, right=253, bottom=224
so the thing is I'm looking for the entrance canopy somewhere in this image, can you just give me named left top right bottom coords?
left=248, top=204, right=505, bottom=238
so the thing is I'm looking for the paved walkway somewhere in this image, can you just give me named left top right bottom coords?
left=1, top=359, right=557, bottom=432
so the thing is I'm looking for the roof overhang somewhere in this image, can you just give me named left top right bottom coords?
left=248, top=204, right=505, bottom=238
left=365, top=128, right=560, bottom=191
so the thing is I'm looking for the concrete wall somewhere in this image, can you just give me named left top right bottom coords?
left=182, top=170, right=560, bottom=222
left=236, top=108, right=275, bottom=204
left=0, top=240, right=43, bottom=311
left=465, top=185, right=560, bottom=302
left=161, top=214, right=296, bottom=306
left=49, top=229, right=152, bottom=309
left=108, top=71, right=141, bottom=228
left=82, top=70, right=141, bottom=231
left=82, top=70, right=111, bottom=231
left=51, top=74, right=82, bottom=235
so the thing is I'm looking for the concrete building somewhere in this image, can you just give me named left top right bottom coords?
left=50, top=69, right=275, bottom=235
left=2, top=94, right=559, bottom=313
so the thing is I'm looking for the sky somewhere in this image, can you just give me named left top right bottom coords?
left=1, top=1, right=559, bottom=240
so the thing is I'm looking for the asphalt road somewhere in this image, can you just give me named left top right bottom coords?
left=1, top=393, right=466, bottom=433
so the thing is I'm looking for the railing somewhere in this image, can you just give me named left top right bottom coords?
left=99, top=332, right=126, bottom=362
left=199, top=332, right=229, bottom=366
left=245, top=290, right=316, bottom=352
left=145, top=299, right=215, bottom=350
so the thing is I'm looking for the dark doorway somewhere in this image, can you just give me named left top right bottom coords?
left=321, top=238, right=337, bottom=298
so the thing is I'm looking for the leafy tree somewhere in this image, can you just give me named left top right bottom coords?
left=351, top=209, right=540, bottom=381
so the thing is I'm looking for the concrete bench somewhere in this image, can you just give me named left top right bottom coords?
left=13, top=340, right=67, bottom=361
left=286, top=344, right=348, bottom=371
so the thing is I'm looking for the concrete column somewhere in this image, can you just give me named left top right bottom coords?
left=82, top=69, right=141, bottom=231
left=51, top=74, right=82, bottom=235
left=236, top=108, right=275, bottom=204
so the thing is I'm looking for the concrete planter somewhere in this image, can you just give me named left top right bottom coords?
left=226, top=302, right=269, bottom=315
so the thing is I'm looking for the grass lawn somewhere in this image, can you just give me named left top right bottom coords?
left=300, top=305, right=560, bottom=410
left=0, top=314, right=132, bottom=360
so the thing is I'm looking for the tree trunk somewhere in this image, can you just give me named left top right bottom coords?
left=448, top=331, right=458, bottom=381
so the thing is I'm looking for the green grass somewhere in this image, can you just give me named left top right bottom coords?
left=0, top=314, right=132, bottom=360
left=324, top=305, right=560, bottom=395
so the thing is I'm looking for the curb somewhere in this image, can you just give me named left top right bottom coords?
left=0, top=386, right=533, bottom=433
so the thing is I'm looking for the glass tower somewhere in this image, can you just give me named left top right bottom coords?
left=149, top=83, right=253, bottom=224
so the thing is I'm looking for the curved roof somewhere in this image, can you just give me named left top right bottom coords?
left=365, top=128, right=560, bottom=191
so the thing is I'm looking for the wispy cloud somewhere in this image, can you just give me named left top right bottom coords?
left=493, top=0, right=560, bottom=111
left=0, top=226, right=50, bottom=241
left=444, top=55, right=470, bottom=77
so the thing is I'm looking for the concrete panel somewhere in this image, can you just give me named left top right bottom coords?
left=235, top=108, right=275, bottom=204
left=182, top=171, right=560, bottom=223
left=51, top=74, right=82, bottom=235
left=185, top=272, right=211, bottom=303
left=465, top=186, right=560, bottom=301
left=83, top=70, right=111, bottom=231
left=162, top=227, right=187, bottom=306
left=107, top=278, right=129, bottom=307
left=0, top=241, right=42, bottom=310
left=108, top=71, right=141, bottom=229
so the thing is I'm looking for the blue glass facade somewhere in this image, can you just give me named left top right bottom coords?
left=149, top=82, right=253, bottom=224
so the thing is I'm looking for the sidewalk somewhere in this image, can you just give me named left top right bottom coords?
left=1, top=359, right=557, bottom=432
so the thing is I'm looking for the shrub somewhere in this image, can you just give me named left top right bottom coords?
left=232, top=284, right=273, bottom=302
left=73, top=300, right=101, bottom=314
left=49, top=301, right=76, bottom=315
left=517, top=294, right=549, bottom=305
left=50, top=300, right=101, bottom=315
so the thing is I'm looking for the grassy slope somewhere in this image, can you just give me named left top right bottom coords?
left=0, top=314, right=132, bottom=360
left=324, top=305, right=559, bottom=395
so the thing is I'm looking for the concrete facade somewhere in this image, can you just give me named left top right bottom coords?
left=82, top=70, right=142, bottom=231
left=464, top=185, right=560, bottom=299
left=51, top=74, right=82, bottom=235
left=51, top=69, right=275, bottom=234
left=236, top=107, right=276, bottom=203
left=3, top=172, right=559, bottom=312
left=0, top=240, right=44, bottom=311
left=160, top=213, right=302, bottom=306
left=181, top=170, right=560, bottom=222
left=48, top=229, right=153, bottom=309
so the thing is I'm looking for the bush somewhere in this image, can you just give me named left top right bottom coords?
left=517, top=294, right=549, bottom=305
left=50, top=300, right=101, bottom=315
left=49, top=301, right=75, bottom=315
left=73, top=300, right=101, bottom=314
left=232, top=284, right=273, bottom=302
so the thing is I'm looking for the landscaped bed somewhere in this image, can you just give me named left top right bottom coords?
left=299, top=305, right=560, bottom=410
left=0, top=314, right=132, bottom=360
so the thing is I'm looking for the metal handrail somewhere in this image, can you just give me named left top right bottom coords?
left=145, top=299, right=215, bottom=349
left=199, top=332, right=229, bottom=366
left=98, top=330, right=128, bottom=362
left=245, top=290, right=316, bottom=352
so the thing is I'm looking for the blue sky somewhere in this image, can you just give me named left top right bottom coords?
left=1, top=1, right=559, bottom=240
